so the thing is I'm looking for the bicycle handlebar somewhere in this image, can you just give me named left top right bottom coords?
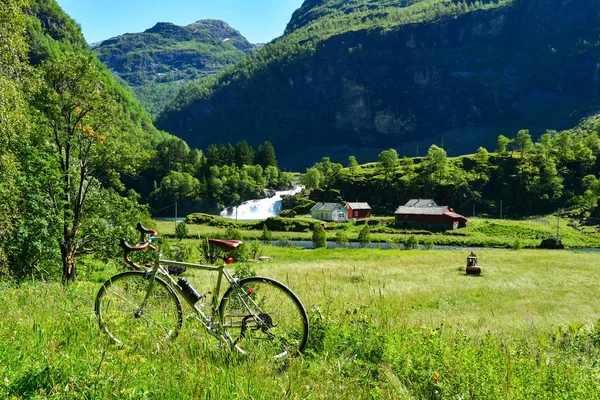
left=120, top=223, right=159, bottom=270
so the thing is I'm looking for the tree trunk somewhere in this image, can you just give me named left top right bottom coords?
left=61, top=242, right=77, bottom=283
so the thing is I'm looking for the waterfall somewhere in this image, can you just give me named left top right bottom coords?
left=220, top=186, right=303, bottom=220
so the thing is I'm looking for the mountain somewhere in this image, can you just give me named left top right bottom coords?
left=155, top=0, right=600, bottom=170
left=93, top=19, right=258, bottom=118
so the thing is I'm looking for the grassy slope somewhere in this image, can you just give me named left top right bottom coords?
left=1, top=246, right=600, bottom=398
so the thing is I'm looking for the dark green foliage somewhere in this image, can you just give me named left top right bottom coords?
left=256, top=141, right=278, bottom=168
left=262, top=216, right=319, bottom=233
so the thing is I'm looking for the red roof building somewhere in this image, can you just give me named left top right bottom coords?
left=345, top=202, right=371, bottom=219
left=394, top=199, right=467, bottom=231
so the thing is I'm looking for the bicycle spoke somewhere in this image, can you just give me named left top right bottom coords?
left=95, top=271, right=183, bottom=348
left=219, top=277, right=308, bottom=359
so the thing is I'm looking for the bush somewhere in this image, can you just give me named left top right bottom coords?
left=163, top=240, right=193, bottom=262
left=260, top=216, right=318, bottom=232
left=260, top=225, right=273, bottom=241
left=175, top=221, right=188, bottom=240
left=423, top=238, right=435, bottom=250
left=403, top=235, right=419, bottom=249
left=334, top=230, right=349, bottom=247
left=312, top=224, right=327, bottom=248
left=358, top=225, right=371, bottom=246
left=248, top=239, right=262, bottom=260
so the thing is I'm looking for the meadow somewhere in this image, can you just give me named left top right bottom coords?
left=2, top=240, right=600, bottom=399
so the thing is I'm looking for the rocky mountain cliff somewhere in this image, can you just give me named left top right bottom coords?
left=93, top=19, right=257, bottom=117
left=155, top=0, right=600, bottom=170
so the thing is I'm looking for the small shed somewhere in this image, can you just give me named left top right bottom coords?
left=310, top=202, right=348, bottom=222
left=346, top=202, right=372, bottom=219
left=394, top=199, right=467, bottom=231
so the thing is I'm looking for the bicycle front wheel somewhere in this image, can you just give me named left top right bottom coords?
left=219, top=277, right=309, bottom=359
left=95, top=271, right=183, bottom=348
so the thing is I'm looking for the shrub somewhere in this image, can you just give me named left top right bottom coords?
left=423, top=238, right=435, bottom=250
left=163, top=240, right=193, bottom=262
left=233, top=263, right=256, bottom=279
left=358, top=225, right=371, bottom=246
left=334, top=230, right=349, bottom=247
left=403, top=235, right=419, bottom=249
left=175, top=221, right=188, bottom=240
left=260, top=225, right=273, bottom=241
left=511, top=237, right=523, bottom=250
left=312, top=224, right=327, bottom=248
left=261, top=216, right=318, bottom=232
left=248, top=239, right=262, bottom=260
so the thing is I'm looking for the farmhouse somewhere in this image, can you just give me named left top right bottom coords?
left=345, top=202, right=371, bottom=219
left=310, top=202, right=348, bottom=222
left=394, top=199, right=467, bottom=231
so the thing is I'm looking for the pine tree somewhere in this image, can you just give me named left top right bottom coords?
left=256, top=141, right=278, bottom=168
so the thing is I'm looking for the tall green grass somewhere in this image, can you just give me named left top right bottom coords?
left=2, top=246, right=600, bottom=398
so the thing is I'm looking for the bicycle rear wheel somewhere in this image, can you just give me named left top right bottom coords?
left=95, top=271, right=183, bottom=348
left=219, top=277, right=309, bottom=359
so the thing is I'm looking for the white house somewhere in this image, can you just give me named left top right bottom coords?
left=310, top=202, right=348, bottom=222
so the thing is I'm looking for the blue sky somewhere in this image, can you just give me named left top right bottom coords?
left=56, top=0, right=305, bottom=44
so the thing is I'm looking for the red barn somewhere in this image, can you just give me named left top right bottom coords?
left=394, top=199, right=467, bottom=231
left=346, top=202, right=371, bottom=219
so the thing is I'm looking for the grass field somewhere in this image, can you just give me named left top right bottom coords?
left=1, top=244, right=600, bottom=398
left=156, top=214, right=600, bottom=249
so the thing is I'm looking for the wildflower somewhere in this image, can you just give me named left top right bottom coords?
left=98, top=135, right=105, bottom=144
left=74, top=106, right=82, bottom=113
left=433, top=372, right=439, bottom=381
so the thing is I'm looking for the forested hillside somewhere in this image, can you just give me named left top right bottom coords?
left=93, top=20, right=257, bottom=118
left=0, top=0, right=296, bottom=281
left=156, top=0, right=600, bottom=170
left=0, top=0, right=169, bottom=281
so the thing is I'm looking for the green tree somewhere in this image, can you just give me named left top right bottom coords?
left=155, top=137, right=190, bottom=174
left=175, top=221, right=189, bottom=240
left=348, top=155, right=359, bottom=176
left=256, top=141, right=277, bottom=168
left=301, top=167, right=322, bottom=189
left=378, top=148, right=399, bottom=179
left=334, top=229, right=349, bottom=247
left=496, top=135, right=511, bottom=156
left=357, top=224, right=371, bottom=247
left=423, top=145, right=448, bottom=184
left=312, top=223, right=327, bottom=248
left=473, top=146, right=489, bottom=181
left=234, top=140, right=254, bottom=167
left=31, top=52, right=128, bottom=282
left=515, top=129, right=533, bottom=159
left=0, top=0, right=31, bottom=274
left=151, top=171, right=200, bottom=204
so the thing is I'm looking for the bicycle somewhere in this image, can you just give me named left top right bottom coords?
left=94, top=223, right=309, bottom=359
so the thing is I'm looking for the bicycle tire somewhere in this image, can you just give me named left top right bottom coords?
left=95, top=271, right=183, bottom=347
left=219, top=276, right=309, bottom=359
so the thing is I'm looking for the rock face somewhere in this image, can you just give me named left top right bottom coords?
left=156, top=0, right=600, bottom=170
left=93, top=19, right=256, bottom=116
